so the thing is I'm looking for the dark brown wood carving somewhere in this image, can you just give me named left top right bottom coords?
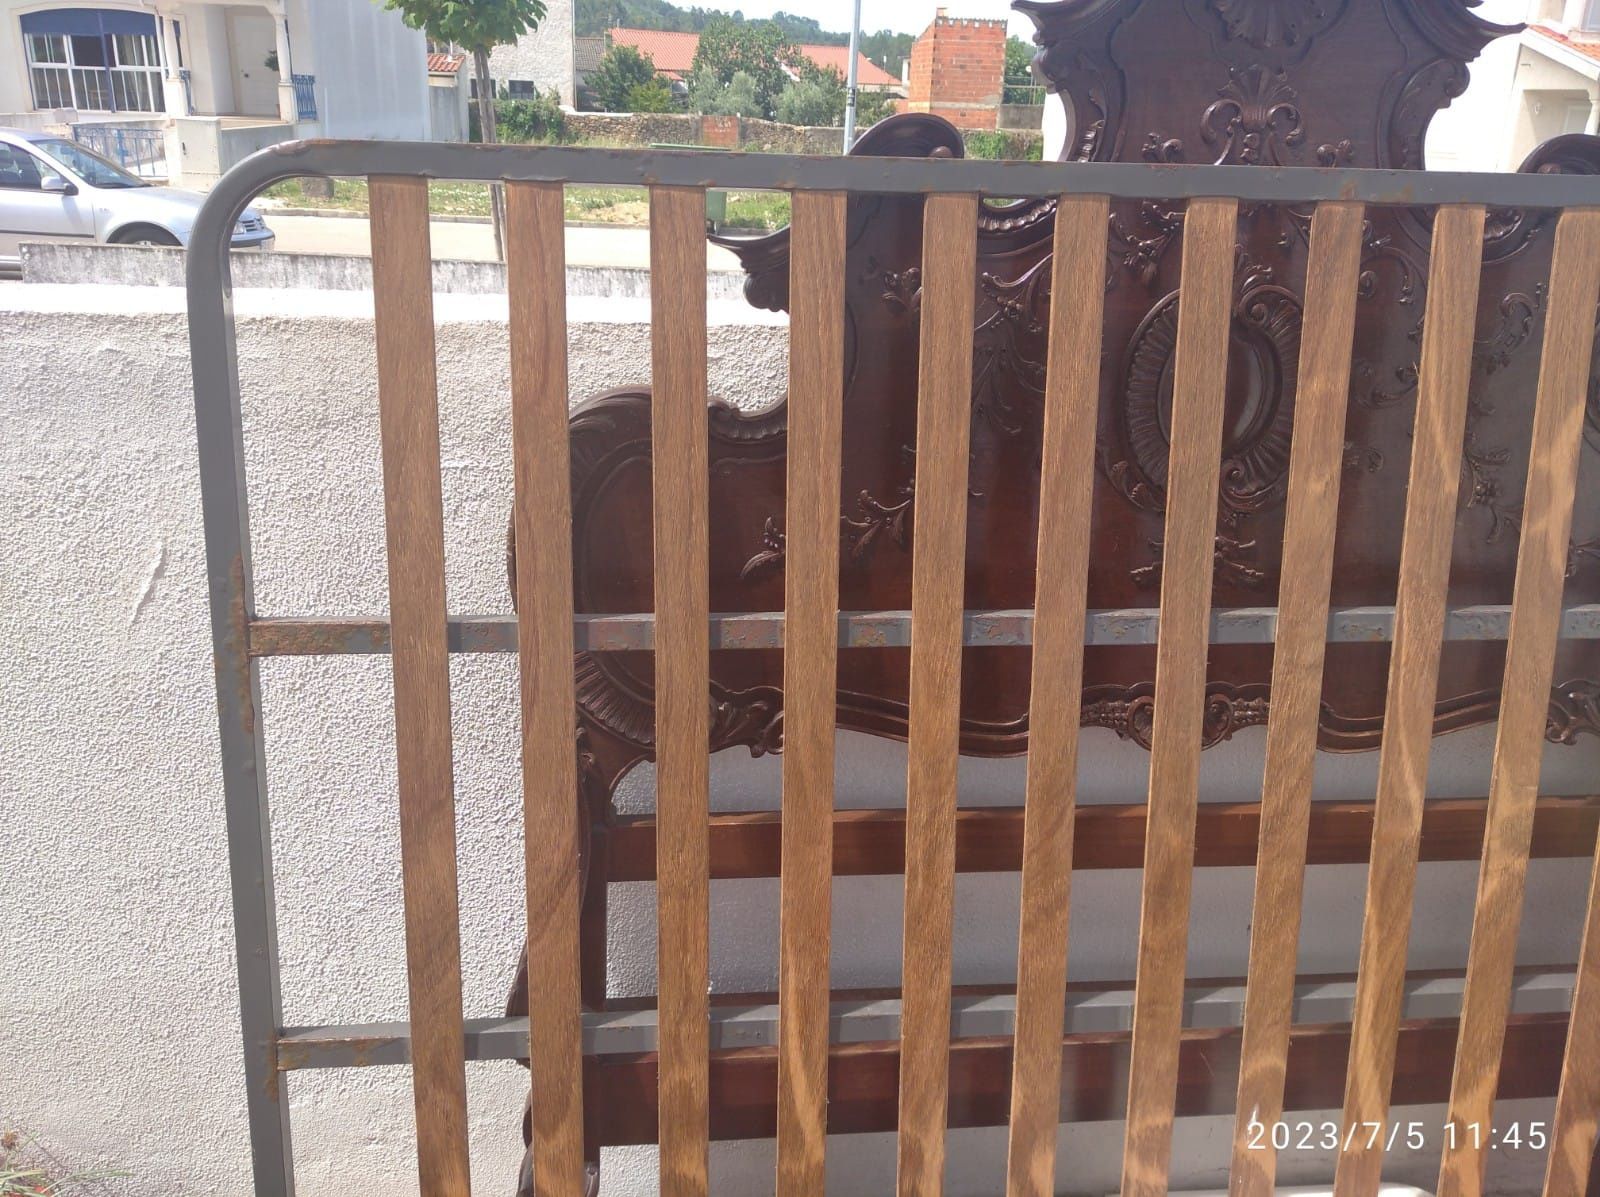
left=504, top=3, right=1600, bottom=1176
left=514, top=0, right=1600, bottom=796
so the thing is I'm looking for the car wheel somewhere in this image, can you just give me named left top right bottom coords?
left=110, top=224, right=181, bottom=247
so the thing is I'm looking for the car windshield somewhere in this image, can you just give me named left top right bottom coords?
left=29, top=137, right=148, bottom=189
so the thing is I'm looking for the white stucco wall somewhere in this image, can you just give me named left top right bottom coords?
left=293, top=0, right=430, bottom=139
left=487, top=0, right=575, bottom=106
left=1426, top=0, right=1537, bottom=171
left=2, top=277, right=1598, bottom=1197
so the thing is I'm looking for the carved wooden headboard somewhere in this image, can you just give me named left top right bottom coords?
left=502, top=0, right=1600, bottom=1189
left=536, top=0, right=1598, bottom=806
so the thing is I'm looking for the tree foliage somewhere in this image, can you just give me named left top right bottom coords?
left=774, top=70, right=844, bottom=127
left=590, top=43, right=659, bottom=111
left=381, top=0, right=546, bottom=51
left=687, top=66, right=761, bottom=118
left=691, top=16, right=802, bottom=119
left=854, top=87, right=898, bottom=128
left=627, top=77, right=677, bottom=112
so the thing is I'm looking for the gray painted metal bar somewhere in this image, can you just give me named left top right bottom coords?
left=246, top=603, right=1600, bottom=656
left=194, top=140, right=1600, bottom=224
left=187, top=156, right=294, bottom=1197
left=275, top=969, right=1579, bottom=1069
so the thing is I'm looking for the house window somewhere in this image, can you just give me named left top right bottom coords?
left=20, top=9, right=164, bottom=113
left=507, top=80, right=537, bottom=98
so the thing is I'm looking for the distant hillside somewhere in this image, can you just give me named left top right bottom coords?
left=576, top=0, right=916, bottom=77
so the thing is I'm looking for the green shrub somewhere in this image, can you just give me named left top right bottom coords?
left=626, top=78, right=677, bottom=112
left=774, top=72, right=844, bottom=126
left=591, top=44, right=657, bottom=112
left=495, top=90, right=568, bottom=143
left=688, top=65, right=761, bottom=117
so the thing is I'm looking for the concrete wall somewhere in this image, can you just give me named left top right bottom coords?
left=18, top=241, right=749, bottom=301
left=298, top=0, right=430, bottom=139
left=487, top=0, right=575, bottom=106
left=430, top=74, right=470, bottom=143
left=2, top=273, right=1598, bottom=1197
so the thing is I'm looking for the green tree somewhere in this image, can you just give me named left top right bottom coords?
left=854, top=87, right=897, bottom=128
left=1004, top=35, right=1040, bottom=103
left=378, top=0, right=548, bottom=258
left=687, top=65, right=761, bottom=117
left=627, top=77, right=677, bottom=112
left=774, top=70, right=844, bottom=127
left=590, top=43, right=659, bottom=111
left=691, top=16, right=802, bottom=118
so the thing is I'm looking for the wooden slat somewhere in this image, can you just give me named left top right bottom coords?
left=582, top=1015, right=1574, bottom=1147
left=650, top=184, right=711, bottom=1197
left=1544, top=841, right=1600, bottom=1196
left=1439, top=208, right=1600, bottom=1197
left=505, top=181, right=585, bottom=1197
left=775, top=189, right=847, bottom=1197
left=602, top=796, right=1600, bottom=882
left=369, top=175, right=471, bottom=1197
left=1003, top=193, right=1109, bottom=1197
left=1333, top=203, right=1487, bottom=1197
left=1228, top=201, right=1365, bottom=1197
left=895, top=191, right=980, bottom=1197
left=1119, top=195, right=1239, bottom=1197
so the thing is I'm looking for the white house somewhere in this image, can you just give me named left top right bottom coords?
left=486, top=0, right=574, bottom=106
left=1503, top=0, right=1600, bottom=166
left=0, top=0, right=433, bottom=187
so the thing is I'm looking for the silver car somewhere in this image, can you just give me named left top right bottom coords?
left=0, top=127, right=273, bottom=273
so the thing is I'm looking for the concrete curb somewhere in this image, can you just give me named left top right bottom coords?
left=19, top=242, right=753, bottom=300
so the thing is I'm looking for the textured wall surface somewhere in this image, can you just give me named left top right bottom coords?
left=1, top=278, right=1595, bottom=1196
left=488, top=0, right=576, bottom=106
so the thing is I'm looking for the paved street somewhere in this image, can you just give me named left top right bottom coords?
left=264, top=212, right=743, bottom=271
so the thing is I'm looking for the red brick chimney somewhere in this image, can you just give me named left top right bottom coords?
left=905, top=9, right=1008, bottom=130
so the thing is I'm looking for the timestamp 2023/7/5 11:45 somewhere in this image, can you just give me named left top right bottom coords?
left=1245, top=1117, right=1551, bottom=1154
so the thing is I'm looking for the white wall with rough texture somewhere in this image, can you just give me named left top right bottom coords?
left=488, top=0, right=576, bottom=105
left=2, top=279, right=1597, bottom=1197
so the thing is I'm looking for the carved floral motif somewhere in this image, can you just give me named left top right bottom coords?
left=1202, top=65, right=1305, bottom=165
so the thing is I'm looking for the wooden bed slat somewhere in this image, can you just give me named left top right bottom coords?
left=1004, top=193, right=1109, bottom=1197
left=775, top=190, right=848, bottom=1197
left=1438, top=207, right=1600, bottom=1197
left=505, top=181, right=586, bottom=1197
left=603, top=796, right=1600, bottom=881
left=1229, top=201, right=1366, bottom=1197
left=1544, top=841, right=1600, bottom=1196
left=650, top=185, right=712, bottom=1197
left=896, top=191, right=980, bottom=1197
left=1120, top=196, right=1239, bottom=1197
left=369, top=175, right=472, bottom=1197
left=1333, top=204, right=1488, bottom=1197
left=583, top=1015, right=1574, bottom=1146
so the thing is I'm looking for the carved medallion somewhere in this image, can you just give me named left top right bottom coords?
left=1112, top=255, right=1300, bottom=523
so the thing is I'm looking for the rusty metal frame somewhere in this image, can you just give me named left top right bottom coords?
left=186, top=138, right=1600, bottom=1196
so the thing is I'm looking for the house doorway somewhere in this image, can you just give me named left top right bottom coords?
left=226, top=8, right=278, bottom=117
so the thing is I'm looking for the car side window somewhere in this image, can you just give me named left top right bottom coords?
left=0, top=145, right=44, bottom=191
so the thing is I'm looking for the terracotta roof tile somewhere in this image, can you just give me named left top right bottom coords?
left=607, top=28, right=899, bottom=88
left=1531, top=23, right=1600, bottom=64
left=427, top=52, right=464, bottom=75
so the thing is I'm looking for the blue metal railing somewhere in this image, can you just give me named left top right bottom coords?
left=72, top=124, right=167, bottom=179
left=292, top=74, right=317, bottom=121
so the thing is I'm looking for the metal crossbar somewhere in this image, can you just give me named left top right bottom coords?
left=187, top=139, right=1600, bottom=1197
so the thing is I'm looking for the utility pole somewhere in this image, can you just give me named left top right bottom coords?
left=842, top=0, right=863, bottom=151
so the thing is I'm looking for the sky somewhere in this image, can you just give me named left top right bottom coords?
left=704, top=0, right=1038, bottom=39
